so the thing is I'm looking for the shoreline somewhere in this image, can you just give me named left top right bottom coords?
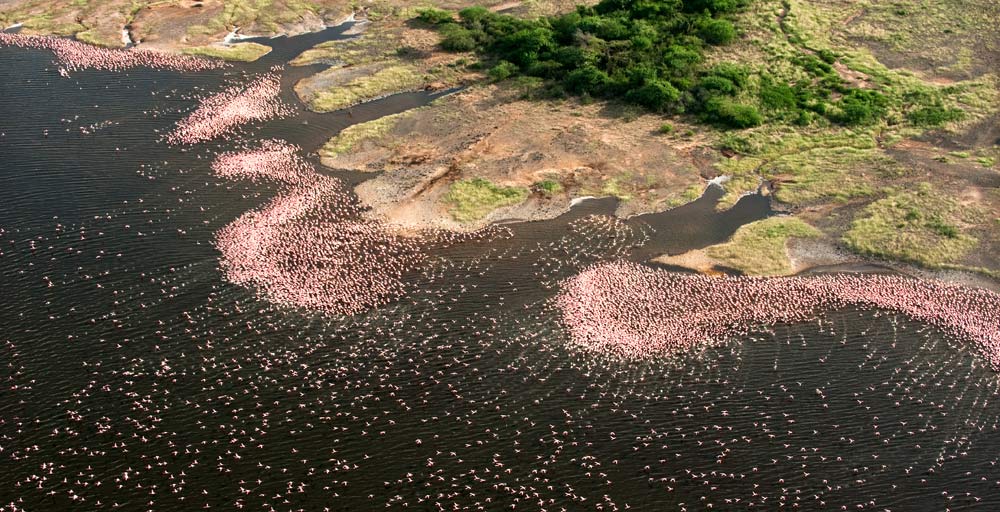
left=3, top=18, right=995, bottom=292
left=653, top=232, right=1000, bottom=292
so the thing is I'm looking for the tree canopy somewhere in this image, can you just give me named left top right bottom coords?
left=422, top=1, right=894, bottom=129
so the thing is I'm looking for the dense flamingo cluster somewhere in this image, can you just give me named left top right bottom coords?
left=210, top=139, right=312, bottom=183
left=166, top=70, right=290, bottom=144
left=0, top=32, right=223, bottom=73
left=216, top=175, right=423, bottom=314
left=557, top=261, right=1000, bottom=367
left=213, top=141, right=506, bottom=315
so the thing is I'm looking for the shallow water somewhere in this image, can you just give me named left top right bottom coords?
left=2, top=33, right=999, bottom=512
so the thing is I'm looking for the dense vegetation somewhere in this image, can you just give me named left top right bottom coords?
left=418, top=0, right=924, bottom=129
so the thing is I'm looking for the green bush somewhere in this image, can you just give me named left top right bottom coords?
left=797, top=54, right=834, bottom=76
left=625, top=79, right=681, bottom=111
left=526, top=60, right=564, bottom=78
left=706, top=63, right=749, bottom=88
left=489, top=60, right=519, bottom=81
left=565, top=65, right=612, bottom=95
left=658, top=122, right=674, bottom=134
left=534, top=179, right=564, bottom=195
left=832, top=89, right=889, bottom=125
left=759, top=79, right=797, bottom=110
left=683, top=0, right=744, bottom=14
left=416, top=8, right=454, bottom=25
left=440, top=24, right=478, bottom=52
left=907, top=106, right=965, bottom=126
left=704, top=97, right=763, bottom=128
left=699, top=18, right=737, bottom=45
left=698, top=75, right=737, bottom=95
left=458, top=6, right=492, bottom=24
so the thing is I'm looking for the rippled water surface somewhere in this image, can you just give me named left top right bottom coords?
left=2, top=38, right=1000, bottom=512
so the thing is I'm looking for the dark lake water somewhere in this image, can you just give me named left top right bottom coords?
left=2, top=30, right=999, bottom=511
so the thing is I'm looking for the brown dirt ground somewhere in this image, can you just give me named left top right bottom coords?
left=326, top=85, right=710, bottom=230
left=1, top=1, right=568, bottom=50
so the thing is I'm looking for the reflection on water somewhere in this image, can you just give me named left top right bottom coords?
left=2, top=31, right=999, bottom=511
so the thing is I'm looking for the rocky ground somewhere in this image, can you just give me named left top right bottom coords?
left=327, top=85, right=711, bottom=231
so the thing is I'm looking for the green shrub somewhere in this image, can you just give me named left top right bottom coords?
left=704, top=97, right=763, bottom=128
left=925, top=216, right=959, bottom=238
left=440, top=24, right=478, bottom=52
left=526, top=60, right=563, bottom=78
left=625, top=79, right=681, bottom=111
left=658, top=122, right=674, bottom=134
left=759, top=80, right=797, bottom=110
left=534, top=179, right=564, bottom=195
left=565, top=65, right=612, bottom=95
left=489, top=60, right=519, bottom=81
left=699, top=75, right=737, bottom=95
left=663, top=45, right=703, bottom=73
left=458, top=6, right=492, bottom=24
left=718, top=132, right=760, bottom=153
left=683, top=0, right=743, bottom=14
left=797, top=54, right=834, bottom=76
left=699, top=18, right=737, bottom=45
left=907, top=106, right=965, bottom=126
left=832, top=89, right=889, bottom=125
left=416, top=8, right=454, bottom=25
left=706, top=63, right=749, bottom=88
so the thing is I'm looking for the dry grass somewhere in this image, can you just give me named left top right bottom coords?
left=444, top=178, right=528, bottom=222
left=705, top=216, right=821, bottom=276
left=843, top=183, right=982, bottom=267
left=308, top=64, right=426, bottom=112
left=320, top=109, right=418, bottom=161
left=182, top=42, right=272, bottom=61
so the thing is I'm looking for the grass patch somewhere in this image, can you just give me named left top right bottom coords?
left=766, top=146, right=891, bottom=205
left=839, top=0, right=999, bottom=73
left=705, top=216, right=821, bottom=276
left=74, top=28, right=123, bottom=48
left=577, top=170, right=671, bottom=204
left=182, top=42, right=272, bottom=62
left=665, top=182, right=707, bottom=208
left=445, top=178, right=528, bottom=223
left=533, top=179, right=563, bottom=196
left=599, top=176, right=632, bottom=201
left=22, top=14, right=83, bottom=36
left=843, top=183, right=980, bottom=267
left=291, top=24, right=402, bottom=67
left=713, top=126, right=891, bottom=208
left=187, top=0, right=325, bottom=38
left=309, top=65, right=425, bottom=112
left=319, top=110, right=415, bottom=159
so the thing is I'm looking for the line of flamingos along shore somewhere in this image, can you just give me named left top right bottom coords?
left=3, top=31, right=998, bottom=367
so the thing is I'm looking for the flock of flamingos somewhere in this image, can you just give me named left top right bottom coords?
left=2, top=30, right=999, bottom=367
left=558, top=261, right=1000, bottom=368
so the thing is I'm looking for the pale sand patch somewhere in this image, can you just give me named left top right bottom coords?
left=652, top=250, right=726, bottom=275
left=786, top=238, right=857, bottom=274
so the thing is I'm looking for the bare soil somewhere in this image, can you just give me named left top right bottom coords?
left=327, top=85, right=710, bottom=230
